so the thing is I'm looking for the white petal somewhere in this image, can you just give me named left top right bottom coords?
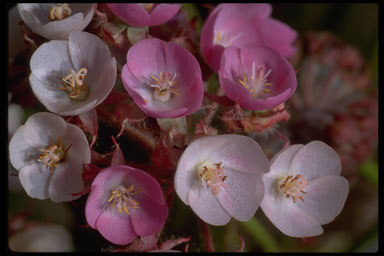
left=297, top=176, right=349, bottom=225
left=62, top=123, right=91, bottom=164
left=48, top=157, right=84, bottom=202
left=18, top=162, right=52, bottom=200
left=187, top=180, right=231, bottom=226
left=30, top=40, right=73, bottom=85
left=270, top=144, right=304, bottom=176
left=216, top=169, right=264, bottom=222
left=260, top=179, right=323, bottom=237
left=206, top=134, right=270, bottom=174
left=9, top=126, right=39, bottom=170
left=289, top=141, right=342, bottom=180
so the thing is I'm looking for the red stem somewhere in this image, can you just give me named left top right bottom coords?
left=200, top=220, right=215, bottom=252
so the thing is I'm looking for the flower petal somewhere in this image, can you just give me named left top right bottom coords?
left=270, top=144, right=304, bottom=176
left=85, top=186, right=105, bottom=229
left=130, top=194, right=168, bottom=236
left=107, top=4, right=150, bottom=27
left=260, top=176, right=323, bottom=237
left=30, top=40, right=73, bottom=85
left=297, top=176, right=349, bottom=225
left=149, top=4, right=181, bottom=26
left=96, top=210, right=137, bottom=245
left=63, top=122, right=91, bottom=164
left=216, top=169, right=264, bottom=221
left=187, top=180, right=231, bottom=226
left=48, top=157, right=84, bottom=202
left=288, top=141, right=342, bottom=180
left=18, top=162, right=52, bottom=200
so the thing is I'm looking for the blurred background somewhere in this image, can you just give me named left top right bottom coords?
left=8, top=3, right=378, bottom=252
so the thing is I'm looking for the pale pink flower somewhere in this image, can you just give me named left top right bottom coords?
left=174, top=134, right=270, bottom=226
left=29, top=31, right=117, bottom=116
left=121, top=38, right=204, bottom=118
left=107, top=4, right=180, bottom=27
left=17, top=3, right=95, bottom=40
left=260, top=141, right=349, bottom=237
left=200, top=3, right=297, bottom=72
left=8, top=112, right=91, bottom=202
left=85, top=165, right=168, bottom=245
left=219, top=46, right=297, bottom=110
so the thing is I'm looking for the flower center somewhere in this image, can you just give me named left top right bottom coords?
left=196, top=160, right=228, bottom=196
left=279, top=174, right=307, bottom=203
left=59, top=68, right=88, bottom=100
left=49, top=4, right=72, bottom=21
left=150, top=72, right=180, bottom=102
left=108, top=184, right=140, bottom=214
left=139, top=3, right=155, bottom=13
left=213, top=30, right=240, bottom=48
left=38, top=136, right=71, bottom=173
left=238, top=63, right=273, bottom=98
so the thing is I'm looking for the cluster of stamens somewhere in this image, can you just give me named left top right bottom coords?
left=279, top=174, right=308, bottom=203
left=108, top=184, right=140, bottom=214
left=213, top=30, right=240, bottom=48
left=238, top=63, right=273, bottom=98
left=38, top=136, right=71, bottom=173
left=49, top=4, right=72, bottom=21
left=150, top=72, right=180, bottom=102
left=59, top=68, right=88, bottom=100
left=196, top=161, right=228, bottom=196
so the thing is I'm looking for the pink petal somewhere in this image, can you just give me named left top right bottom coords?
left=149, top=4, right=180, bottom=26
left=216, top=169, right=264, bottom=221
left=48, top=157, right=84, bottom=202
left=219, top=46, right=244, bottom=79
left=78, top=107, right=98, bottom=137
left=126, top=38, right=166, bottom=82
left=85, top=186, right=105, bottom=229
left=288, top=141, right=342, bottom=181
left=18, top=162, right=52, bottom=200
left=107, top=4, right=150, bottom=27
left=270, top=144, right=304, bottom=176
left=96, top=210, right=137, bottom=245
left=297, top=176, right=349, bottom=225
left=187, top=180, right=231, bottom=226
left=130, top=194, right=168, bottom=236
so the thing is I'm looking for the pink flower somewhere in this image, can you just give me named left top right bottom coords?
left=219, top=46, right=297, bottom=110
left=174, top=134, right=270, bottom=226
left=121, top=38, right=204, bottom=118
left=201, top=3, right=297, bottom=72
left=260, top=141, right=349, bottom=237
left=85, top=165, right=168, bottom=245
left=107, top=4, right=180, bottom=27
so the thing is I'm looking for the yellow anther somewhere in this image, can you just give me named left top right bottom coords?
left=59, top=68, right=88, bottom=100
left=38, top=136, right=71, bottom=173
left=49, top=4, right=72, bottom=21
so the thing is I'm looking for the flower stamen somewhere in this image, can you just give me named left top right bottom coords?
left=149, top=72, right=179, bottom=102
left=38, top=136, right=71, bottom=173
left=59, top=68, right=88, bottom=100
left=49, top=4, right=72, bottom=21
left=196, top=160, right=228, bottom=195
left=279, top=174, right=307, bottom=203
left=238, top=63, right=273, bottom=98
left=108, top=184, right=140, bottom=214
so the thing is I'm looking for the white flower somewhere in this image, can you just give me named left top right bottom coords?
left=260, top=141, right=349, bottom=237
left=9, top=223, right=74, bottom=252
left=17, top=3, right=95, bottom=40
left=174, top=134, right=270, bottom=226
left=9, top=112, right=91, bottom=202
left=29, top=31, right=117, bottom=116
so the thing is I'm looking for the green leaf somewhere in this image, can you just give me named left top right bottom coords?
left=360, top=159, right=378, bottom=188
left=181, top=4, right=203, bottom=35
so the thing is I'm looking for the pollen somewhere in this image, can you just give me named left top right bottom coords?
left=49, top=4, right=72, bottom=21
left=196, top=160, right=228, bottom=196
left=238, top=63, right=273, bottom=98
left=279, top=174, right=307, bottom=203
left=59, top=68, right=88, bottom=100
left=149, top=71, right=179, bottom=102
left=108, top=184, right=140, bottom=214
left=38, top=136, right=71, bottom=173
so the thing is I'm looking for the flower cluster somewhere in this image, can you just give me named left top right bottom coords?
left=8, top=3, right=373, bottom=253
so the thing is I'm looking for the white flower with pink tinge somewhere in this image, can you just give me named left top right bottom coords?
left=260, top=141, right=349, bottom=237
left=174, top=134, right=270, bottom=226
